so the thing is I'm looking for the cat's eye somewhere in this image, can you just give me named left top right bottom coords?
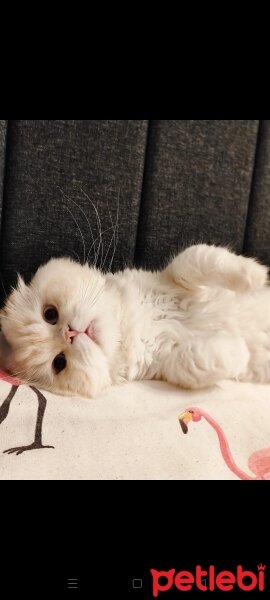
left=53, top=353, right=67, bottom=374
left=43, top=305, right=58, bottom=325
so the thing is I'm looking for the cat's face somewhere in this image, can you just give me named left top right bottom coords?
left=0, top=258, right=119, bottom=397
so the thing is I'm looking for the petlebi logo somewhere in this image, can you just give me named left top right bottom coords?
left=150, top=564, right=266, bottom=596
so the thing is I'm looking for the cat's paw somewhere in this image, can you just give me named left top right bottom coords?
left=229, top=259, right=268, bottom=293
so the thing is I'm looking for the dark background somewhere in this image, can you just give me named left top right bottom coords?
left=1, top=120, right=270, bottom=304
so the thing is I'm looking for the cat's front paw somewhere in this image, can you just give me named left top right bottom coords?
left=230, top=259, right=268, bottom=293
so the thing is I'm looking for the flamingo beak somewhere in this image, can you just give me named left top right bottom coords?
left=178, top=410, right=193, bottom=434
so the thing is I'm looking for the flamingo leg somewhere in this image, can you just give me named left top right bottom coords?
left=0, top=385, right=19, bottom=424
left=3, top=386, right=54, bottom=455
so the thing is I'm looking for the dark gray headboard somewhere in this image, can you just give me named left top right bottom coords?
left=0, top=120, right=269, bottom=304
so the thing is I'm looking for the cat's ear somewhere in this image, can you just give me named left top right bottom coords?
left=16, top=274, right=27, bottom=292
left=16, top=274, right=31, bottom=301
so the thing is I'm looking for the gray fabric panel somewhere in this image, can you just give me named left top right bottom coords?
left=0, top=120, right=148, bottom=297
left=244, top=121, right=270, bottom=265
left=0, top=120, right=8, bottom=224
left=135, top=120, right=259, bottom=270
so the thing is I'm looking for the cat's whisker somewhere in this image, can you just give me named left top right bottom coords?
left=58, top=188, right=97, bottom=265
left=80, top=188, right=103, bottom=268
left=101, top=202, right=117, bottom=271
left=94, top=197, right=104, bottom=268
left=0, top=274, right=7, bottom=299
left=64, top=206, right=86, bottom=264
left=86, top=225, right=115, bottom=266
left=69, top=250, right=81, bottom=263
left=102, top=226, right=116, bottom=272
left=109, top=222, right=119, bottom=271
left=108, top=192, right=120, bottom=272
left=95, top=198, right=104, bottom=267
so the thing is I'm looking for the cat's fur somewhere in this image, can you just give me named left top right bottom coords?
left=0, top=244, right=270, bottom=397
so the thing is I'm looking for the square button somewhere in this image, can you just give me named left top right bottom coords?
left=132, top=579, right=143, bottom=589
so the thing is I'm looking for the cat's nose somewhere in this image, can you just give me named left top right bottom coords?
left=64, top=328, right=78, bottom=343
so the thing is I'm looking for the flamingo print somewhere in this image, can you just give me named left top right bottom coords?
left=0, top=369, right=53, bottom=454
left=179, top=407, right=270, bottom=480
left=0, top=369, right=22, bottom=386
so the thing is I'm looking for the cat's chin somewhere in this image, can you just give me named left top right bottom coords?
left=49, top=368, right=112, bottom=399
left=49, top=383, right=110, bottom=399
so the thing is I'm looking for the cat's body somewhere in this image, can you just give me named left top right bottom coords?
left=1, top=244, right=270, bottom=397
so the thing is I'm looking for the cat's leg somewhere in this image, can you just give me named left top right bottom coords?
left=161, top=334, right=250, bottom=389
left=242, top=338, right=270, bottom=384
left=165, top=244, right=267, bottom=292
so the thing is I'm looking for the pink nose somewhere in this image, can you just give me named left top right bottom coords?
left=65, top=328, right=80, bottom=342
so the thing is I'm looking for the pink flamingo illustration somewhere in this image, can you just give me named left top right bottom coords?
left=0, top=369, right=22, bottom=386
left=179, top=407, right=270, bottom=480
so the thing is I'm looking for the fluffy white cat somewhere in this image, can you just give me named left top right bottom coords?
left=0, top=244, right=269, bottom=397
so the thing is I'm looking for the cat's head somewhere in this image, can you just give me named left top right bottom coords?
left=0, top=258, right=119, bottom=397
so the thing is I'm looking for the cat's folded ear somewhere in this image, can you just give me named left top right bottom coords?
left=16, top=274, right=27, bottom=292
left=16, top=274, right=31, bottom=300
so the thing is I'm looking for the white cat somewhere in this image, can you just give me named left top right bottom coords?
left=0, top=244, right=269, bottom=397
